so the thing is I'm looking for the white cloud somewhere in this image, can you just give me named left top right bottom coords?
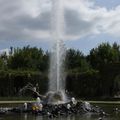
left=21, top=0, right=51, bottom=17
left=0, top=0, right=120, bottom=41
left=0, top=48, right=10, bottom=56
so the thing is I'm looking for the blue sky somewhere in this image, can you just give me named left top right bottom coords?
left=95, top=0, right=120, bottom=9
left=0, top=0, right=120, bottom=54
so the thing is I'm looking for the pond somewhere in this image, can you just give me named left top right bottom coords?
left=0, top=104, right=120, bottom=120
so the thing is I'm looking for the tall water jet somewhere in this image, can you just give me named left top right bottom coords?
left=49, top=0, right=66, bottom=93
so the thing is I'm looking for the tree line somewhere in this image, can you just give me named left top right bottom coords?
left=0, top=43, right=120, bottom=98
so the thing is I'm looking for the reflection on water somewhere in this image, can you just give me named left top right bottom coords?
left=2, top=113, right=120, bottom=120
left=1, top=104, right=120, bottom=120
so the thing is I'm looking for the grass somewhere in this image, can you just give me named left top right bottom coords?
left=0, top=97, right=35, bottom=105
left=0, top=100, right=120, bottom=104
left=0, top=97, right=35, bottom=102
left=86, top=101, right=120, bottom=104
left=0, top=97, right=120, bottom=104
left=79, top=97, right=120, bottom=104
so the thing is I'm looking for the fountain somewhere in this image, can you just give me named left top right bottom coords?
left=20, top=0, right=66, bottom=104
left=0, top=1, right=108, bottom=118
left=48, top=0, right=66, bottom=103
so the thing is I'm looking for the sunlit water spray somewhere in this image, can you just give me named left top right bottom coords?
left=49, top=0, right=66, bottom=102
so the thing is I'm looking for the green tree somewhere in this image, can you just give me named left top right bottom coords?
left=0, top=52, right=8, bottom=69
left=0, top=58, right=5, bottom=69
left=66, top=49, right=90, bottom=72
left=7, top=46, right=49, bottom=72
left=88, top=43, right=120, bottom=70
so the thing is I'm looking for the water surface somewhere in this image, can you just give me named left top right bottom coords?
left=1, top=104, right=120, bottom=120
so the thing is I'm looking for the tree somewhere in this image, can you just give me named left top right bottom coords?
left=66, top=49, right=90, bottom=72
left=88, top=42, right=120, bottom=70
left=0, top=58, right=5, bottom=69
left=7, top=46, right=49, bottom=72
